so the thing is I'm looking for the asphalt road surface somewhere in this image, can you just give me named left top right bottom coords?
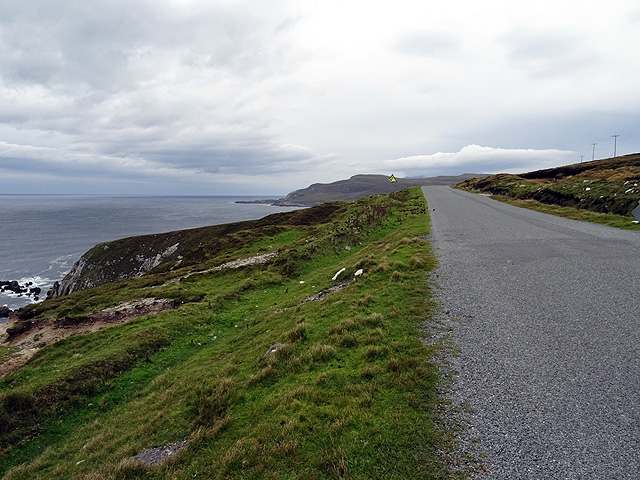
left=422, top=186, right=640, bottom=479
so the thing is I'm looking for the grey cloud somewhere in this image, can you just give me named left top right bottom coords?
left=0, top=0, right=291, bottom=93
left=142, top=144, right=314, bottom=175
left=1, top=2, right=145, bottom=90
left=500, top=29, right=600, bottom=78
left=394, top=31, right=462, bottom=59
left=0, top=0, right=304, bottom=184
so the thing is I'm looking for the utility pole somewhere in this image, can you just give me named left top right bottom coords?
left=612, top=135, right=620, bottom=157
left=591, top=143, right=597, bottom=161
left=580, top=155, right=584, bottom=163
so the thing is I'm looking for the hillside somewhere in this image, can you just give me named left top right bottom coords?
left=43, top=204, right=345, bottom=300
left=0, top=188, right=464, bottom=479
left=456, top=153, right=640, bottom=217
left=267, top=173, right=485, bottom=206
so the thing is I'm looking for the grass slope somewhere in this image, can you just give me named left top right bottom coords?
left=0, top=188, right=460, bottom=479
left=456, top=153, right=640, bottom=229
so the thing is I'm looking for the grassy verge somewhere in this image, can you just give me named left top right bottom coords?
left=0, top=188, right=461, bottom=479
left=485, top=195, right=640, bottom=230
left=455, top=155, right=640, bottom=229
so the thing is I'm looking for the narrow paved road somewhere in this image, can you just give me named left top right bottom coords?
left=422, top=186, right=640, bottom=479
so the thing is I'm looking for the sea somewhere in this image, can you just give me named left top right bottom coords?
left=0, top=195, right=300, bottom=316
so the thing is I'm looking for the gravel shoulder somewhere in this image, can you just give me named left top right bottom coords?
left=423, top=186, right=640, bottom=479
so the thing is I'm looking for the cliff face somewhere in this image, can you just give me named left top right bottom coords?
left=47, top=242, right=181, bottom=298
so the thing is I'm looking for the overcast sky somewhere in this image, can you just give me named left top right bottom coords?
left=1, top=0, right=639, bottom=195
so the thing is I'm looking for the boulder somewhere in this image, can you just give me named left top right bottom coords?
left=46, top=281, right=61, bottom=300
left=0, top=305, right=11, bottom=318
left=0, top=281, right=25, bottom=295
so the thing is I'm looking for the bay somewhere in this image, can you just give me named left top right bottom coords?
left=0, top=195, right=299, bottom=313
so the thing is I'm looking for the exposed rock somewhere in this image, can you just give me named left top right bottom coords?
left=2, top=280, right=44, bottom=299
left=303, top=283, right=349, bottom=303
left=47, top=257, right=89, bottom=298
left=46, top=281, right=60, bottom=299
left=160, top=251, right=279, bottom=288
left=47, top=242, right=182, bottom=299
left=130, top=440, right=189, bottom=467
left=211, top=251, right=277, bottom=271
left=1, top=281, right=25, bottom=295
left=136, top=242, right=180, bottom=276
left=0, top=305, right=11, bottom=318
left=264, top=343, right=285, bottom=356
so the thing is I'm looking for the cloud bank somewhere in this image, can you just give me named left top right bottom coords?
left=1, top=0, right=639, bottom=194
left=383, top=145, right=575, bottom=178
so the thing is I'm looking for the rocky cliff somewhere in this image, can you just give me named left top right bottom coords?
left=47, top=242, right=181, bottom=298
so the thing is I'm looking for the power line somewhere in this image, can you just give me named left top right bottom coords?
left=619, top=117, right=640, bottom=148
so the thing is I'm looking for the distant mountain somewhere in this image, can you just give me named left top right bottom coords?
left=261, top=173, right=487, bottom=206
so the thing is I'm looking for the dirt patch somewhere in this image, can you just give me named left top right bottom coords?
left=0, top=298, right=178, bottom=379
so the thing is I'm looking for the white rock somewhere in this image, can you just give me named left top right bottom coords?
left=354, top=269, right=363, bottom=277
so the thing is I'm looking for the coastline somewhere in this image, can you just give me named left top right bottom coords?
left=1, top=195, right=301, bottom=312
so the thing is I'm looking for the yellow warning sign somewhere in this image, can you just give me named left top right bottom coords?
left=389, top=174, right=397, bottom=183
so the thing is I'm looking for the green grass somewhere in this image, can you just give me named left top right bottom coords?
left=0, top=346, right=18, bottom=364
left=0, top=188, right=460, bottom=479
left=485, top=195, right=640, bottom=230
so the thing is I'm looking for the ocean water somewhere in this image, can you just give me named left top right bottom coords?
left=0, top=195, right=299, bottom=314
